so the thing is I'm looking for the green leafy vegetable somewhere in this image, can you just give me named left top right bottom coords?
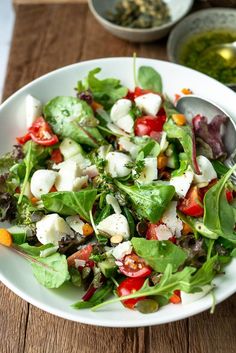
left=138, top=66, right=162, bottom=93
left=203, top=164, right=236, bottom=243
left=115, top=181, right=175, bottom=223
left=69, top=267, right=82, bottom=287
left=44, top=96, right=104, bottom=147
left=18, top=141, right=51, bottom=204
left=41, top=190, right=97, bottom=222
left=211, top=160, right=229, bottom=178
left=14, top=244, right=69, bottom=288
left=77, top=68, right=128, bottom=110
left=163, top=101, right=200, bottom=174
left=72, top=281, right=113, bottom=309
left=131, top=238, right=187, bottom=273
left=92, top=256, right=218, bottom=311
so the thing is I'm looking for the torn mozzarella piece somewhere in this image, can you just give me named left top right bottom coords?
left=160, top=132, right=169, bottom=152
left=36, top=214, right=74, bottom=245
left=136, top=157, right=158, bottom=184
left=73, top=175, right=88, bottom=191
left=162, top=201, right=183, bottom=238
left=193, top=155, right=217, bottom=186
left=82, top=165, right=99, bottom=179
left=115, top=114, right=134, bottom=133
left=30, top=170, right=58, bottom=199
left=106, top=151, right=132, bottom=178
left=134, top=93, right=162, bottom=116
left=112, top=241, right=132, bottom=260
left=107, top=122, right=129, bottom=136
left=110, top=99, right=132, bottom=122
left=59, top=138, right=83, bottom=160
left=181, top=285, right=212, bottom=305
left=55, top=160, right=82, bottom=191
left=25, top=95, right=42, bottom=128
left=106, top=194, right=122, bottom=214
left=154, top=224, right=173, bottom=240
left=23, top=181, right=33, bottom=199
left=66, top=215, right=85, bottom=234
left=97, top=214, right=130, bottom=240
left=170, top=168, right=194, bottom=198
left=118, top=136, right=139, bottom=159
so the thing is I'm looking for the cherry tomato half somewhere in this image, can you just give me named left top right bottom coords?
left=16, top=132, right=31, bottom=145
left=29, top=117, right=58, bottom=146
left=134, top=108, right=166, bottom=137
left=226, top=190, right=233, bottom=203
left=117, top=277, right=146, bottom=309
left=178, top=186, right=204, bottom=218
left=67, top=244, right=93, bottom=267
left=119, top=253, right=152, bottom=278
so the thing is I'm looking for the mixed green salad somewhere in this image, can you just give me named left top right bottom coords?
left=0, top=64, right=236, bottom=314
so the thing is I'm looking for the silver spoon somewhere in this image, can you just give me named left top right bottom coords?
left=176, top=95, right=236, bottom=180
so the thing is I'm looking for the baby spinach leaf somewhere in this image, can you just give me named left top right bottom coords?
left=203, top=164, right=236, bottom=242
left=78, top=68, right=128, bottom=110
left=132, top=238, right=187, bottom=273
left=115, top=180, right=175, bottom=223
left=138, top=66, right=162, bottom=93
left=41, top=189, right=97, bottom=222
left=31, top=252, right=70, bottom=288
left=72, top=281, right=113, bottom=309
left=163, top=101, right=200, bottom=174
left=13, top=244, right=69, bottom=288
left=44, top=96, right=104, bottom=147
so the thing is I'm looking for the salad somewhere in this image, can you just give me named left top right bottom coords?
left=0, top=64, right=235, bottom=315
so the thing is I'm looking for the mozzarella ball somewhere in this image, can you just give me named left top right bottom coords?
left=106, top=152, right=132, bottom=178
left=30, top=170, right=58, bottom=199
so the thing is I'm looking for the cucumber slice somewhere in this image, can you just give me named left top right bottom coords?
left=98, top=258, right=117, bottom=278
left=7, top=225, right=28, bottom=244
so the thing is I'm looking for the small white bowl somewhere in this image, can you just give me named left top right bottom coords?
left=88, top=0, right=194, bottom=43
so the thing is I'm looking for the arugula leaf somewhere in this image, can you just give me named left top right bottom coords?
left=211, top=160, right=230, bottom=178
left=92, top=256, right=218, bottom=311
left=72, top=281, right=113, bottom=309
left=44, top=96, right=104, bottom=147
left=115, top=180, right=175, bottom=223
left=78, top=68, right=128, bottom=110
left=132, top=238, right=187, bottom=273
left=138, top=66, right=162, bottom=93
left=163, top=101, right=200, bottom=174
left=41, top=189, right=97, bottom=222
left=18, top=141, right=51, bottom=204
left=203, top=164, right=236, bottom=243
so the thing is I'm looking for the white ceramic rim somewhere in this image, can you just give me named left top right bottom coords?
left=88, top=0, right=194, bottom=34
left=167, top=7, right=236, bottom=63
left=0, top=57, right=236, bottom=327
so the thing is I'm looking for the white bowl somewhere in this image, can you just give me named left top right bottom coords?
left=0, top=57, right=236, bottom=327
left=88, top=0, right=194, bottom=42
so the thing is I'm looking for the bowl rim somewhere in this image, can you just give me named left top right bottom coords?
left=167, top=7, right=236, bottom=63
left=1, top=57, right=236, bottom=327
left=88, top=0, right=194, bottom=33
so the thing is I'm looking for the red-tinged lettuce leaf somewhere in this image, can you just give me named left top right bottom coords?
left=193, top=114, right=227, bottom=160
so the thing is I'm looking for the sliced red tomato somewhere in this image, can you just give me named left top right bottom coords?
left=119, top=253, right=152, bottom=278
left=134, top=108, right=166, bottom=137
left=226, top=190, right=233, bottom=203
left=134, top=87, right=153, bottom=98
left=178, top=186, right=204, bottom=217
left=67, top=244, right=93, bottom=267
left=169, top=290, right=181, bottom=304
left=28, top=117, right=58, bottom=146
left=50, top=148, right=63, bottom=164
left=117, top=277, right=146, bottom=309
left=16, top=132, right=31, bottom=145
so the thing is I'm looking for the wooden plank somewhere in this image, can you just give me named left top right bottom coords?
left=0, top=283, right=29, bottom=353
left=189, top=293, right=236, bottom=353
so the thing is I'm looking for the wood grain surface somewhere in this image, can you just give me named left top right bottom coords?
left=1, top=3, right=236, bottom=353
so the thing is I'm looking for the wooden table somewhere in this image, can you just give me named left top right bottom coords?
left=1, top=1, right=236, bottom=353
